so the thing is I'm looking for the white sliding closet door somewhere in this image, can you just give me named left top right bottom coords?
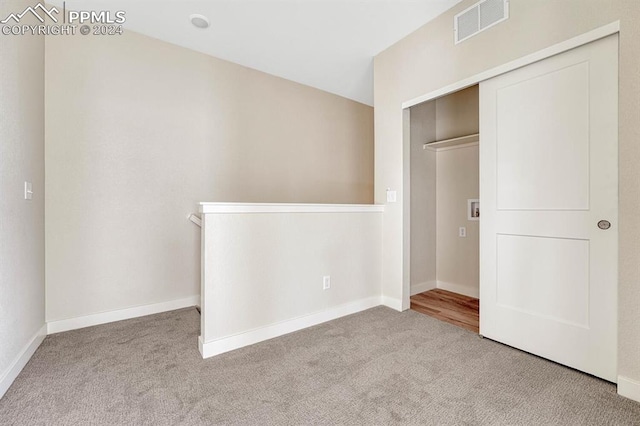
left=479, top=34, right=618, bottom=382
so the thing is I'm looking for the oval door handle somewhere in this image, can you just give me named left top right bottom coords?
left=597, top=220, right=611, bottom=230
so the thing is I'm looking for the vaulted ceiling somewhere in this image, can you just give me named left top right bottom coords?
left=50, top=0, right=463, bottom=105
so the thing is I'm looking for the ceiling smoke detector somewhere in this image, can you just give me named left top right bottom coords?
left=190, top=14, right=210, bottom=29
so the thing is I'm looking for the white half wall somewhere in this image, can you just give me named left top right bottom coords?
left=0, top=0, right=46, bottom=399
left=199, top=204, right=383, bottom=357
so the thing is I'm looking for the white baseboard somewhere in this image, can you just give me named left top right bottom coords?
left=47, top=295, right=200, bottom=334
left=618, top=375, right=640, bottom=403
left=199, top=296, right=381, bottom=358
left=0, top=324, right=47, bottom=399
left=436, top=280, right=479, bottom=299
left=410, top=281, right=437, bottom=296
left=381, top=295, right=403, bottom=311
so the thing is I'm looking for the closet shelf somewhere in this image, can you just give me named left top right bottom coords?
left=423, top=133, right=479, bottom=151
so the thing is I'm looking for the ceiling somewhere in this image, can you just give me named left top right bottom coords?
left=49, top=0, right=463, bottom=105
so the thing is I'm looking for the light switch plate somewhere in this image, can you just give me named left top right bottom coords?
left=386, top=189, right=397, bottom=203
left=24, top=182, right=33, bottom=200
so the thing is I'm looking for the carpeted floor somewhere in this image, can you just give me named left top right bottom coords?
left=1, top=307, right=639, bottom=425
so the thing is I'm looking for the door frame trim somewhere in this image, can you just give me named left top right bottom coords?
left=401, top=21, right=620, bottom=319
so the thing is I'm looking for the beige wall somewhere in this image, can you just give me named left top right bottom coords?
left=436, top=145, right=479, bottom=297
left=0, top=0, right=45, bottom=396
left=409, top=101, right=437, bottom=291
left=435, top=85, right=479, bottom=141
left=374, top=0, right=640, bottom=385
left=45, top=29, right=374, bottom=322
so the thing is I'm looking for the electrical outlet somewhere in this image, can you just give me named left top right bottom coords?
left=323, top=276, right=331, bottom=290
left=459, top=227, right=467, bottom=237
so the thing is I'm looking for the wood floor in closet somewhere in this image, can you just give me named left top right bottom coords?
left=410, top=289, right=479, bottom=333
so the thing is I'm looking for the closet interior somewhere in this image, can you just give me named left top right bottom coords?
left=408, top=85, right=480, bottom=333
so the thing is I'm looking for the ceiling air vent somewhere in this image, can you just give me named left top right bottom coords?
left=454, top=0, right=509, bottom=44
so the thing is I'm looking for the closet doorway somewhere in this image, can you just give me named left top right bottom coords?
left=400, top=26, right=619, bottom=383
left=407, top=85, right=480, bottom=333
